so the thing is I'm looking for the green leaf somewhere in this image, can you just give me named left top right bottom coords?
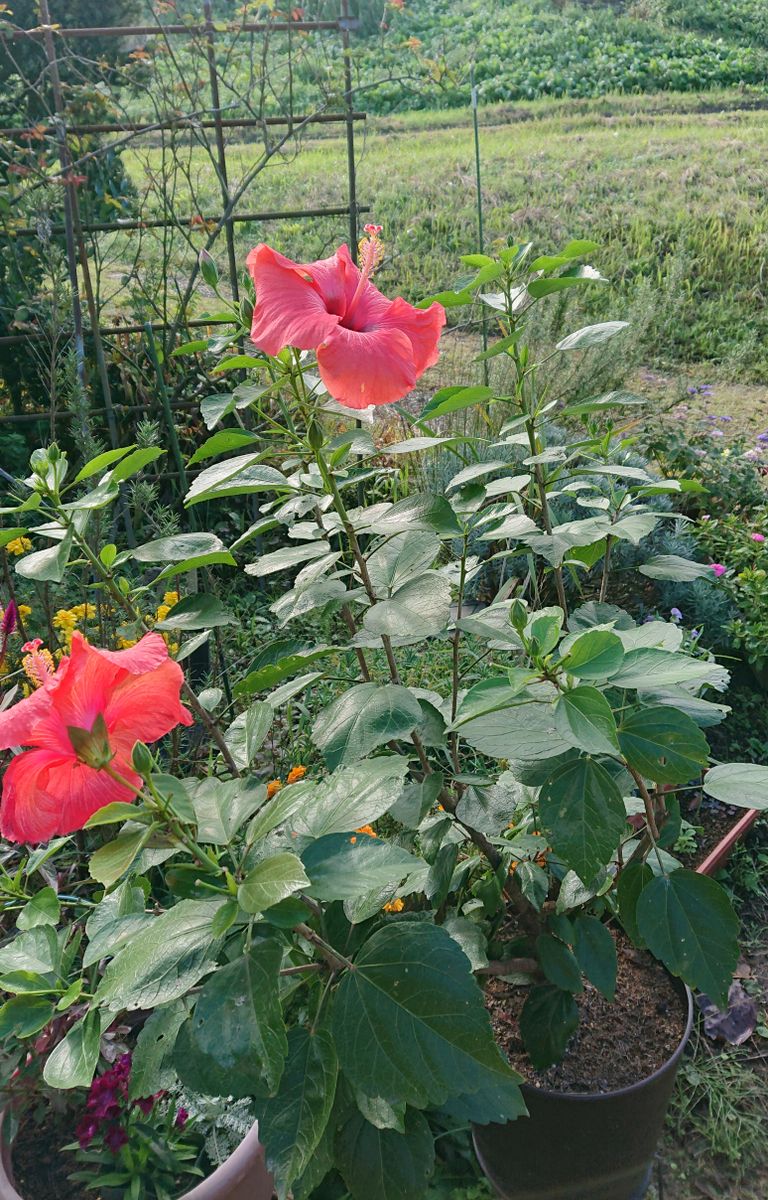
left=540, top=757, right=627, bottom=883
left=0, top=528, right=27, bottom=548
left=370, top=494, right=463, bottom=538
left=638, top=555, right=714, bottom=582
left=336, top=1110, right=435, bottom=1200
left=223, top=701, right=273, bottom=770
left=618, top=706, right=709, bottom=785
left=73, top=445, right=135, bottom=484
left=556, top=321, right=628, bottom=350
left=246, top=781, right=314, bottom=843
left=175, top=943, right=288, bottom=1098
left=16, top=887, right=60, bottom=930
left=313, top=684, right=421, bottom=770
left=0, top=996, right=54, bottom=1039
left=609, top=648, right=728, bottom=691
left=235, top=645, right=332, bottom=697
left=703, top=763, right=768, bottom=810
left=190, top=777, right=266, bottom=844
left=43, top=1009, right=102, bottom=1089
left=554, top=686, right=619, bottom=756
left=255, top=1027, right=338, bottom=1199
left=129, top=1001, right=189, bottom=1099
left=616, top=862, right=653, bottom=946
left=419, top=385, right=494, bottom=422
left=185, top=455, right=291, bottom=506
left=572, top=916, right=616, bottom=1001
left=237, top=853, right=310, bottom=915
left=301, top=835, right=420, bottom=902
left=520, top=985, right=579, bottom=1069
left=245, top=541, right=330, bottom=578
left=362, top=572, right=452, bottom=643
left=291, top=758, right=409, bottom=838
left=95, top=899, right=224, bottom=1011
left=536, top=934, right=582, bottom=993
left=561, top=629, right=625, bottom=679
left=332, top=923, right=522, bottom=1109
left=187, top=431, right=259, bottom=466
left=85, top=802, right=145, bottom=828
left=155, top=593, right=237, bottom=630
left=109, top=447, right=165, bottom=483
left=636, top=870, right=739, bottom=1008
left=457, top=685, right=571, bottom=761
left=367, top=532, right=441, bottom=597
left=15, top=530, right=72, bottom=583
left=89, top=828, right=152, bottom=887
left=0, top=926, right=59, bottom=975
left=132, top=532, right=230, bottom=563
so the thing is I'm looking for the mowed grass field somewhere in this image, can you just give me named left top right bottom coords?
left=121, top=89, right=768, bottom=384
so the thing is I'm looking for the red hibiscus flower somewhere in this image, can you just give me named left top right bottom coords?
left=0, top=632, right=192, bottom=844
left=246, top=228, right=446, bottom=410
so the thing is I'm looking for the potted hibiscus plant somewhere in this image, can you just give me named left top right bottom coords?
left=1, top=229, right=767, bottom=1200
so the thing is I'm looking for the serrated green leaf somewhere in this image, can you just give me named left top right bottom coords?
left=572, top=915, right=616, bottom=1001
left=618, top=706, right=709, bottom=785
left=336, top=1110, right=435, bottom=1200
left=237, top=853, right=310, bottom=915
left=554, top=686, right=619, bottom=756
left=313, top=683, right=421, bottom=769
left=540, top=757, right=627, bottom=883
left=520, top=985, right=579, bottom=1069
left=703, top=763, right=768, bottom=810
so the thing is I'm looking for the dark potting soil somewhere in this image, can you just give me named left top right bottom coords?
left=487, top=933, right=688, bottom=1094
left=677, top=797, right=743, bottom=870
left=10, top=1116, right=86, bottom=1200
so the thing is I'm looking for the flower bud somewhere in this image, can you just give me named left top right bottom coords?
left=307, top=420, right=325, bottom=451
left=199, top=249, right=219, bottom=290
left=509, top=599, right=527, bottom=632
left=131, top=740, right=155, bottom=777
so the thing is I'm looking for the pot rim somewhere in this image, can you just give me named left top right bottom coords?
left=0, top=1109, right=269, bottom=1200
left=514, top=984, right=694, bottom=1106
left=696, top=807, right=760, bottom=877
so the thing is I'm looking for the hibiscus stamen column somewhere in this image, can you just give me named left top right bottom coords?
left=348, top=223, right=385, bottom=314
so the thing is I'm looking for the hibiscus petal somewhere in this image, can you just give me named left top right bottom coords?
left=89, top=632, right=170, bottom=674
left=106, top=658, right=193, bottom=749
left=375, top=298, right=446, bottom=375
left=0, top=687, right=54, bottom=751
left=0, top=750, right=139, bottom=844
left=51, top=634, right=123, bottom=731
left=247, top=244, right=339, bottom=355
left=317, top=323, right=418, bottom=409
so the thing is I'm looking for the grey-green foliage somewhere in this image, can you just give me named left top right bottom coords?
left=173, top=1090, right=256, bottom=1167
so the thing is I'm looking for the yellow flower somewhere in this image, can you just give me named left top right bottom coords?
left=286, top=765, right=307, bottom=785
left=53, top=609, right=78, bottom=630
left=163, top=591, right=180, bottom=607
left=5, top=537, right=32, bottom=556
left=117, top=636, right=138, bottom=650
left=266, top=780, right=283, bottom=799
left=18, top=605, right=31, bottom=622
left=383, top=898, right=405, bottom=914
left=355, top=825, right=377, bottom=838
left=155, top=604, right=172, bottom=623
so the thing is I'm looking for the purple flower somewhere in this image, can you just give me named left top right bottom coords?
left=691, top=629, right=701, bottom=641
left=710, top=429, right=725, bottom=437
left=105, top=1126, right=129, bottom=1155
left=1, top=601, right=17, bottom=638
left=76, top=1118, right=98, bottom=1151
left=701, top=514, right=711, bottom=521
left=751, top=532, right=765, bottom=543
left=175, top=1107, right=189, bottom=1130
left=133, top=1096, right=155, bottom=1116
left=670, top=607, right=683, bottom=621
left=758, top=433, right=768, bottom=443
left=710, top=563, right=727, bottom=577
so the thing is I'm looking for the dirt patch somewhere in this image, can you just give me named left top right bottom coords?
left=10, top=1115, right=85, bottom=1200
left=487, top=933, right=688, bottom=1093
left=677, top=798, right=744, bottom=870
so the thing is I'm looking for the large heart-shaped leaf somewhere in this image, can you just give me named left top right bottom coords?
left=332, top=923, right=522, bottom=1109
left=703, top=763, right=768, bottom=810
left=254, top=1027, right=338, bottom=1200
left=95, top=900, right=224, bottom=1011
left=174, top=942, right=287, bottom=1097
left=366, top=532, right=441, bottom=597
left=368, top=494, right=463, bottom=538
left=291, top=758, right=409, bottom=838
left=336, top=1110, right=435, bottom=1200
left=301, top=835, right=421, bottom=901
left=313, top=684, right=421, bottom=770
left=362, top=573, right=452, bottom=643
left=636, top=870, right=739, bottom=1009
left=618, top=706, right=709, bottom=785
left=540, top=757, right=627, bottom=883
left=554, top=686, right=619, bottom=756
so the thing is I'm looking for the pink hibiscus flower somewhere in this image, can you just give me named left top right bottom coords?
left=0, top=632, right=192, bottom=844
left=246, top=228, right=446, bottom=409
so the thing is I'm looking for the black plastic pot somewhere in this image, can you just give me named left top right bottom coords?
left=473, top=987, right=693, bottom=1200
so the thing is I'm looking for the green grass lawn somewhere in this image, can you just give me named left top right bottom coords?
left=121, top=88, right=768, bottom=381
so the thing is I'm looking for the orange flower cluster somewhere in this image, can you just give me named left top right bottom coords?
left=266, top=765, right=308, bottom=800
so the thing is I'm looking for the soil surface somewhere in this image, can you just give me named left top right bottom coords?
left=487, top=932, right=688, bottom=1093
left=10, top=1116, right=86, bottom=1200
left=677, top=799, right=744, bottom=871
